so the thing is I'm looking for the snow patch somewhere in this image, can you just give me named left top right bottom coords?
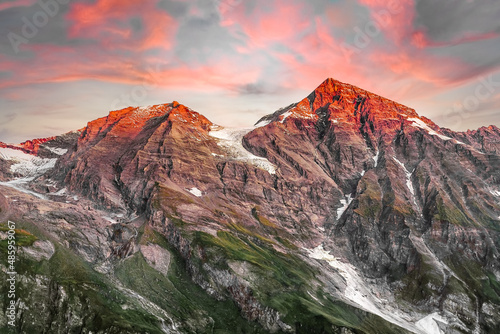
left=0, top=177, right=48, bottom=200
left=187, top=187, right=203, bottom=197
left=491, top=190, right=500, bottom=197
left=0, top=147, right=57, bottom=178
left=211, top=153, right=224, bottom=157
left=307, top=291, right=323, bottom=304
left=279, top=111, right=293, bottom=123
left=209, top=126, right=277, bottom=174
left=336, top=194, right=353, bottom=220
left=137, top=105, right=154, bottom=112
left=102, top=216, right=119, bottom=224
left=409, top=118, right=452, bottom=141
left=373, top=150, right=380, bottom=167
left=43, top=146, right=68, bottom=155
left=393, top=157, right=420, bottom=213
left=11, top=157, right=57, bottom=177
left=52, top=188, right=67, bottom=196
left=416, top=313, right=448, bottom=334
left=305, top=245, right=422, bottom=333
left=393, top=157, right=415, bottom=196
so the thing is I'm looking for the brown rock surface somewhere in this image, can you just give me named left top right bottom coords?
left=2, top=78, right=499, bottom=333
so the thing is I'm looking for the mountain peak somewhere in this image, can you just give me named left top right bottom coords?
left=167, top=102, right=213, bottom=131
left=79, top=102, right=213, bottom=146
left=255, top=78, right=422, bottom=127
left=315, top=77, right=342, bottom=90
left=311, top=77, right=366, bottom=98
left=309, top=77, right=418, bottom=115
left=101, top=102, right=211, bottom=129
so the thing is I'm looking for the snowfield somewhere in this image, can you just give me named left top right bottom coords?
left=416, top=313, right=448, bottom=334
left=209, top=126, right=277, bottom=175
left=336, top=194, right=352, bottom=220
left=43, top=146, right=68, bottom=155
left=0, top=147, right=57, bottom=177
left=305, top=244, right=451, bottom=334
left=409, top=118, right=453, bottom=142
left=187, top=187, right=203, bottom=197
left=0, top=177, right=48, bottom=200
left=0, top=147, right=59, bottom=200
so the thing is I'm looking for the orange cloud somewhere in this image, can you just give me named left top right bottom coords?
left=67, top=0, right=177, bottom=50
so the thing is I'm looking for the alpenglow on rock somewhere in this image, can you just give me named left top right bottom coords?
left=1, top=78, right=499, bottom=334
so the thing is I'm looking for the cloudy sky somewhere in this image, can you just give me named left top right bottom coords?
left=1, top=0, right=500, bottom=142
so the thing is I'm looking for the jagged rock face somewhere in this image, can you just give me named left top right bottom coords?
left=244, top=79, right=500, bottom=332
left=54, top=102, right=326, bottom=245
left=443, top=125, right=500, bottom=156
left=52, top=103, right=215, bottom=209
left=246, top=78, right=500, bottom=266
left=0, top=137, right=57, bottom=155
left=0, top=158, right=12, bottom=181
left=1, top=78, right=500, bottom=333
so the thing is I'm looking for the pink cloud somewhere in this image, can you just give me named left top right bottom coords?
left=220, top=1, right=399, bottom=93
left=1, top=0, right=497, bottom=115
left=369, top=49, right=472, bottom=87
left=357, top=0, right=416, bottom=45
left=269, top=18, right=368, bottom=90
left=412, top=30, right=500, bottom=49
left=221, top=0, right=313, bottom=49
left=66, top=0, right=177, bottom=50
left=0, top=42, right=261, bottom=96
left=0, top=0, right=37, bottom=11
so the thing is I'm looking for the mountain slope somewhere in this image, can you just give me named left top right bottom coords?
left=245, top=78, right=500, bottom=332
left=0, top=78, right=499, bottom=333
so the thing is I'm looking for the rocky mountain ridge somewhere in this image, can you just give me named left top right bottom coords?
left=0, top=78, right=499, bottom=333
left=0, top=137, right=56, bottom=155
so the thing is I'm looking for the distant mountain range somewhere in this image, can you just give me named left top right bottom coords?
left=1, top=78, right=499, bottom=333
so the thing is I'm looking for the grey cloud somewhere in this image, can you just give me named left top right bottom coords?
left=157, top=0, right=190, bottom=17
left=1, top=112, right=17, bottom=124
left=237, top=83, right=270, bottom=95
left=428, top=37, right=500, bottom=83
left=412, top=0, right=500, bottom=86
left=129, top=17, right=143, bottom=33
left=174, top=16, right=243, bottom=64
left=0, top=1, right=86, bottom=57
left=415, top=0, right=500, bottom=42
left=0, top=71, right=12, bottom=79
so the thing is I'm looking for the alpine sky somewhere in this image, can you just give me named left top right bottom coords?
left=1, top=0, right=499, bottom=142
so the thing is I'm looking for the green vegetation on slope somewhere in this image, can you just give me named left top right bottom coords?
left=191, top=229, right=411, bottom=334
left=116, top=225, right=270, bottom=333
